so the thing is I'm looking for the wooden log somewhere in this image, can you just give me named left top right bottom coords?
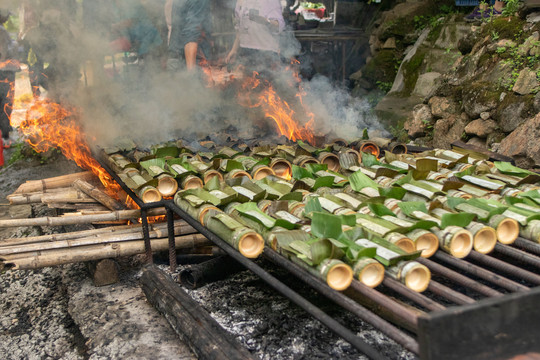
left=0, top=222, right=197, bottom=257
left=13, top=171, right=96, bottom=194
left=46, top=203, right=110, bottom=211
left=1, top=234, right=211, bottom=270
left=41, top=189, right=97, bottom=204
left=178, top=255, right=244, bottom=289
left=88, top=259, right=119, bottom=286
left=451, top=140, right=515, bottom=164
left=0, top=208, right=167, bottom=228
left=73, top=179, right=125, bottom=211
left=140, top=265, right=255, bottom=360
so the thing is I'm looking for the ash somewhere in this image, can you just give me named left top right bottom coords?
left=163, top=260, right=417, bottom=360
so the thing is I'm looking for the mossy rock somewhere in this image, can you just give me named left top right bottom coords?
left=481, top=17, right=526, bottom=42
left=402, top=48, right=427, bottom=93
left=361, top=50, right=399, bottom=88
left=380, top=17, right=417, bottom=42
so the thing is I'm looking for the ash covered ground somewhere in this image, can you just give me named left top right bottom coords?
left=0, top=150, right=417, bottom=359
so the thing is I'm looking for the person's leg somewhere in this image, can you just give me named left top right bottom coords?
left=184, top=42, right=198, bottom=70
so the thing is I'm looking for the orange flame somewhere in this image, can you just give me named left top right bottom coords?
left=17, top=99, right=122, bottom=194
left=239, top=71, right=315, bottom=144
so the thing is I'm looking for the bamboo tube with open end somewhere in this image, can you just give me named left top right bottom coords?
left=12, top=171, right=96, bottom=194
left=521, top=220, right=540, bottom=243
left=406, top=229, right=439, bottom=258
left=156, top=174, right=179, bottom=197
left=432, top=226, right=473, bottom=259
left=317, top=152, right=341, bottom=172
left=138, top=185, right=162, bottom=203
left=489, top=214, right=520, bottom=244
left=250, top=164, right=275, bottom=180
left=386, top=261, right=431, bottom=293
left=352, top=257, right=385, bottom=288
left=270, top=158, right=292, bottom=179
left=466, top=221, right=498, bottom=254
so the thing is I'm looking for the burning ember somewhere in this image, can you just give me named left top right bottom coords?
left=239, top=71, right=315, bottom=144
left=16, top=99, right=121, bottom=194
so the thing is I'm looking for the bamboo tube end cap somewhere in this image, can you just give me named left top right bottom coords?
left=416, top=233, right=439, bottom=258
left=252, top=166, right=275, bottom=180
left=473, top=227, right=497, bottom=254
left=141, top=188, right=162, bottom=203
left=449, top=230, right=473, bottom=259
left=327, top=263, right=353, bottom=291
left=496, top=218, right=519, bottom=245
left=158, top=178, right=179, bottom=197
left=359, top=262, right=385, bottom=288
left=405, top=264, right=431, bottom=293
left=238, top=233, right=264, bottom=258
left=395, top=238, right=416, bottom=254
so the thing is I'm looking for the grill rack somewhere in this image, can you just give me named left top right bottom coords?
left=96, top=148, right=540, bottom=360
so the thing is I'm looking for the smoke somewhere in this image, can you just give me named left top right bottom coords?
left=14, top=0, right=383, bottom=148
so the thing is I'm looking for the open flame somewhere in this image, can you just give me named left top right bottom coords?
left=239, top=71, right=315, bottom=144
left=15, top=98, right=122, bottom=194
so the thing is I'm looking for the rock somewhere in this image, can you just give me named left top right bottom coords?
left=462, top=83, right=498, bottom=118
left=467, top=137, right=487, bottom=149
left=513, top=68, right=539, bottom=95
left=498, top=101, right=529, bottom=133
left=534, top=91, right=540, bottom=113
left=433, top=19, right=472, bottom=51
left=349, top=69, right=363, bottom=81
left=404, top=104, right=433, bottom=138
left=429, top=96, right=459, bottom=118
left=498, top=114, right=540, bottom=168
left=480, top=112, right=490, bottom=120
left=432, top=113, right=467, bottom=149
left=464, top=119, right=498, bottom=138
left=413, top=72, right=442, bottom=99
left=383, top=37, right=397, bottom=49
left=486, top=131, right=506, bottom=147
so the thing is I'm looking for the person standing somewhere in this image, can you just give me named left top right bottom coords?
left=225, top=0, right=285, bottom=72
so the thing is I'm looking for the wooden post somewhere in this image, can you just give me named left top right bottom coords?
left=88, top=259, right=119, bottom=286
left=140, top=265, right=255, bottom=360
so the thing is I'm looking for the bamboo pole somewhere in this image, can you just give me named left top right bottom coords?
left=12, top=171, right=96, bottom=194
left=40, top=189, right=97, bottom=204
left=1, top=234, right=211, bottom=270
left=73, top=179, right=125, bottom=210
left=0, top=208, right=167, bottom=228
left=7, top=187, right=71, bottom=205
left=0, top=222, right=197, bottom=257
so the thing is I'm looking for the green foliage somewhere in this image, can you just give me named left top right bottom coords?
left=491, top=31, right=500, bottom=41
left=7, top=142, right=61, bottom=166
left=502, top=0, right=520, bottom=17
left=376, top=81, right=393, bottom=93
left=496, top=46, right=506, bottom=54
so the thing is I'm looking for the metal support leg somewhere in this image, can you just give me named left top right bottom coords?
left=141, top=209, right=153, bottom=264
left=167, top=208, right=177, bottom=271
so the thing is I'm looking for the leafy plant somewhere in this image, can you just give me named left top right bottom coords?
left=376, top=80, right=393, bottom=93
left=491, top=31, right=500, bottom=41
left=502, top=0, right=520, bottom=17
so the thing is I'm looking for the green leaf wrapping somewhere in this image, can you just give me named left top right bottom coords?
left=440, top=212, right=475, bottom=229
left=311, top=212, right=343, bottom=240
left=349, top=170, right=378, bottom=191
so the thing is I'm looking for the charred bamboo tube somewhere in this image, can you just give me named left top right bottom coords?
left=250, top=164, right=275, bottom=180
left=406, top=229, right=439, bottom=258
left=520, top=220, right=540, bottom=243
left=388, top=142, right=407, bottom=154
left=352, top=257, right=385, bottom=288
left=417, top=258, right=503, bottom=297
left=467, top=251, right=540, bottom=286
left=12, top=171, right=95, bottom=194
left=73, top=179, right=125, bottom=210
left=317, top=152, right=341, bottom=171
left=431, top=226, right=473, bottom=259
left=357, top=141, right=380, bottom=157
left=156, top=174, right=179, bottom=197
left=269, top=158, right=292, bottom=179
left=7, top=187, right=71, bottom=205
left=381, top=278, right=445, bottom=312
left=0, top=208, right=166, bottom=228
left=489, top=214, right=520, bottom=244
left=348, top=280, right=420, bottom=332
left=138, top=185, right=162, bottom=203
left=427, top=280, right=475, bottom=305
left=432, top=251, right=530, bottom=292
left=203, top=212, right=264, bottom=258
left=386, top=261, right=431, bottom=293
left=178, top=255, right=245, bottom=289
left=513, top=237, right=540, bottom=256
left=466, top=222, right=497, bottom=254
left=1, top=234, right=210, bottom=270
left=0, top=222, right=196, bottom=257
left=292, top=155, right=319, bottom=167
left=495, top=244, right=540, bottom=270
left=262, top=248, right=418, bottom=355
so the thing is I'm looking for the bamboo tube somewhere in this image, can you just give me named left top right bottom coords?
left=46, top=203, right=109, bottom=211
left=352, top=257, right=384, bottom=288
left=203, top=169, right=223, bottom=184
left=203, top=213, right=264, bottom=258
left=156, top=174, right=179, bottom=197
left=0, top=222, right=196, bottom=257
left=384, top=233, right=416, bottom=254
left=270, top=158, right=292, bottom=179
left=250, top=164, right=275, bottom=180
left=40, top=189, right=96, bottom=204
left=358, top=141, right=380, bottom=158
left=225, top=169, right=252, bottom=180
left=389, top=142, right=407, bottom=154
left=181, top=175, right=204, bottom=189
left=466, top=222, right=497, bottom=254
left=174, top=197, right=221, bottom=225
left=311, top=258, right=353, bottom=291
left=0, top=208, right=166, bottom=228
left=1, top=234, right=210, bottom=271
left=138, top=185, right=162, bottom=203
left=521, top=220, right=540, bottom=243
left=7, top=187, right=71, bottom=205
left=489, top=214, right=519, bottom=245
left=406, top=229, right=439, bottom=258
left=432, top=226, right=473, bottom=259
left=73, top=179, right=125, bottom=210
left=292, top=155, right=319, bottom=167
left=12, top=171, right=96, bottom=194
left=386, top=261, right=431, bottom=293
left=317, top=152, right=341, bottom=172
